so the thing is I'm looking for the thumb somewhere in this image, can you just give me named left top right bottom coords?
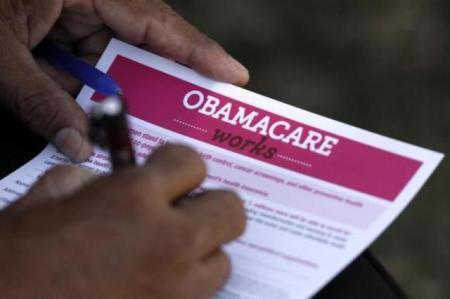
left=9, top=165, right=96, bottom=213
left=0, top=30, right=93, bottom=162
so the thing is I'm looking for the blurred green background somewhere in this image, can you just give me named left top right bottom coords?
left=167, top=0, right=449, bottom=298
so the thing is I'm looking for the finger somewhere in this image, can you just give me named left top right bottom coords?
left=37, top=59, right=82, bottom=95
left=193, top=250, right=232, bottom=298
left=113, top=144, right=207, bottom=204
left=75, top=28, right=113, bottom=56
left=9, top=165, right=96, bottom=212
left=0, top=31, right=93, bottom=162
left=178, top=190, right=246, bottom=256
left=96, top=0, right=249, bottom=86
left=37, top=54, right=100, bottom=95
left=36, top=26, right=112, bottom=95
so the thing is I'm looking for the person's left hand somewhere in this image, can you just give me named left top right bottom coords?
left=0, top=0, right=249, bottom=162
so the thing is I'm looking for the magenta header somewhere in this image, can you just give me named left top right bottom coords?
left=93, top=56, right=422, bottom=201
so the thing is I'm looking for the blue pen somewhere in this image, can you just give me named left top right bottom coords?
left=38, top=42, right=123, bottom=96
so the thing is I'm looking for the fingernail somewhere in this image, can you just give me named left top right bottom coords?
left=53, top=128, right=93, bottom=163
left=228, top=56, right=250, bottom=83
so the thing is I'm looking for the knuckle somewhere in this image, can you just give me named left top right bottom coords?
left=179, top=221, right=198, bottom=249
left=173, top=214, right=207, bottom=255
left=186, top=35, right=221, bottom=66
left=71, top=167, right=95, bottom=181
left=108, top=172, right=160, bottom=213
left=138, top=169, right=162, bottom=191
left=153, top=144, right=206, bottom=174
left=125, top=169, right=160, bottom=196
left=218, top=190, right=243, bottom=212
left=45, top=165, right=73, bottom=176
left=36, top=172, right=56, bottom=189
left=218, top=189, right=241, bottom=202
left=41, top=165, right=83, bottom=184
left=217, top=250, right=232, bottom=278
left=117, top=162, right=188, bottom=212
left=218, top=190, right=246, bottom=234
left=178, top=216, right=199, bottom=242
left=40, top=165, right=75, bottom=182
left=183, top=151, right=206, bottom=173
left=165, top=217, right=198, bottom=255
left=124, top=181, right=153, bottom=208
left=189, top=229, right=206, bottom=254
left=202, top=36, right=222, bottom=52
left=205, top=250, right=232, bottom=295
left=185, top=43, right=200, bottom=66
left=14, top=89, right=60, bottom=136
left=161, top=144, right=199, bottom=160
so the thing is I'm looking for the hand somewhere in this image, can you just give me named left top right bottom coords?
left=0, top=145, right=246, bottom=299
left=0, top=0, right=249, bottom=162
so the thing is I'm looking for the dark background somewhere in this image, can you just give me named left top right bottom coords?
left=0, top=0, right=448, bottom=298
left=166, top=1, right=449, bottom=298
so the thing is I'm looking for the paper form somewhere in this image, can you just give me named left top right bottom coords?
left=0, top=39, right=444, bottom=298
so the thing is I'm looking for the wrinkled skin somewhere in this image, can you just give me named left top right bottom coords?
left=0, top=145, right=247, bottom=298
left=0, top=0, right=249, bottom=161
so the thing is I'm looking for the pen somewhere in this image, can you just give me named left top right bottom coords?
left=36, top=41, right=123, bottom=96
left=90, top=96, right=136, bottom=170
left=36, top=42, right=134, bottom=169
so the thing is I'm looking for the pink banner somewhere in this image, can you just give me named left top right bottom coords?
left=93, top=56, right=421, bottom=201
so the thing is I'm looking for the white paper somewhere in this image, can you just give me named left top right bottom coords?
left=0, top=39, right=444, bottom=298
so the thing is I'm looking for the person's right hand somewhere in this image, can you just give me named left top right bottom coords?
left=0, top=145, right=246, bottom=299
